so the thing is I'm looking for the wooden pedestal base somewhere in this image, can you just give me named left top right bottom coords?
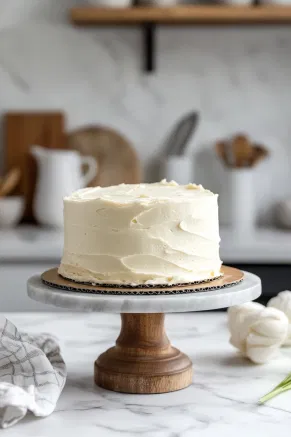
left=95, top=313, right=193, bottom=394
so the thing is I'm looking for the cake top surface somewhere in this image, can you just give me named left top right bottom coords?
left=65, top=180, right=217, bottom=204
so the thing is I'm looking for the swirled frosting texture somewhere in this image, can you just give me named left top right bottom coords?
left=59, top=180, right=222, bottom=285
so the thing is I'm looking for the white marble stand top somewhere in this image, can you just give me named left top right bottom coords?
left=27, top=271, right=261, bottom=313
left=4, top=312, right=291, bottom=437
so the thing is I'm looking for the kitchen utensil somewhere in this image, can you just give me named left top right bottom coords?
left=215, top=141, right=228, bottom=165
left=232, top=134, right=252, bottom=167
left=67, top=126, right=141, bottom=187
left=0, top=196, right=24, bottom=228
left=0, top=168, right=21, bottom=197
left=225, top=141, right=235, bottom=167
left=250, top=144, right=269, bottom=167
left=215, top=140, right=234, bottom=167
left=31, top=146, right=97, bottom=228
left=162, top=111, right=199, bottom=157
left=215, top=135, right=268, bottom=168
left=4, top=112, right=65, bottom=221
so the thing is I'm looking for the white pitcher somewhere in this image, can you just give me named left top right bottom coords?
left=31, top=146, right=98, bottom=228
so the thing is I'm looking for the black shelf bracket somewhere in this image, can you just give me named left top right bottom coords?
left=142, top=22, right=156, bottom=73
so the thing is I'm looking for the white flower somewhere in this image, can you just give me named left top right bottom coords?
left=228, top=302, right=288, bottom=364
left=268, top=291, right=291, bottom=346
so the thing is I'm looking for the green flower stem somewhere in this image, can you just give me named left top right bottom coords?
left=259, top=374, right=291, bottom=404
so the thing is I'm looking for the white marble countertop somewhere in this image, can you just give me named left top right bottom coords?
left=3, top=312, right=291, bottom=437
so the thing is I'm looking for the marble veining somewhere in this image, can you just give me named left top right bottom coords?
left=3, top=312, right=291, bottom=437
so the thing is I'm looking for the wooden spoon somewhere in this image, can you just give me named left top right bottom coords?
left=215, top=141, right=229, bottom=166
left=0, top=168, right=21, bottom=197
left=250, top=144, right=269, bottom=167
left=232, top=134, right=252, bottom=168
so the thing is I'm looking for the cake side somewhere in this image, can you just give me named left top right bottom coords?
left=58, top=180, right=222, bottom=285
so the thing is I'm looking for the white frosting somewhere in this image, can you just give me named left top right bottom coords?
left=59, top=180, right=222, bottom=285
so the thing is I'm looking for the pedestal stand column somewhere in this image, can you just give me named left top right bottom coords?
left=95, top=313, right=193, bottom=394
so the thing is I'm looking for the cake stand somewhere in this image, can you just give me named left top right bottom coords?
left=27, top=268, right=261, bottom=395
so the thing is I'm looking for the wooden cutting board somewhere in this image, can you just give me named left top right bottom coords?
left=4, top=112, right=65, bottom=221
left=67, top=126, right=141, bottom=187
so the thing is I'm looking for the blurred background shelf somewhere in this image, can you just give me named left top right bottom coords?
left=1, top=226, right=291, bottom=263
left=71, top=6, right=291, bottom=25
left=70, top=6, right=291, bottom=71
left=0, top=227, right=63, bottom=262
left=1, top=226, right=290, bottom=309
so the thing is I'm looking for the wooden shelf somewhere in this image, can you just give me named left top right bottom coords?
left=71, top=5, right=291, bottom=25
left=70, top=6, right=291, bottom=72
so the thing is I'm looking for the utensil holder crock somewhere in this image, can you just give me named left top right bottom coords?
left=162, top=156, right=193, bottom=184
left=228, top=168, right=255, bottom=237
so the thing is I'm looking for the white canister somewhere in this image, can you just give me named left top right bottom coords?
left=228, top=168, right=255, bottom=237
left=161, top=155, right=193, bottom=184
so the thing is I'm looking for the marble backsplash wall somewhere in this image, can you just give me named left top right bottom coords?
left=1, top=1, right=291, bottom=224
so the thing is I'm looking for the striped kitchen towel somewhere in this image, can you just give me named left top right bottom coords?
left=0, top=316, right=66, bottom=428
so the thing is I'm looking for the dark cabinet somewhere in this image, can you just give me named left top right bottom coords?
left=231, top=264, right=291, bottom=305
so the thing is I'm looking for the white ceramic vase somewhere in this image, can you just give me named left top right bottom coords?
left=228, top=168, right=255, bottom=237
left=161, top=155, right=193, bottom=184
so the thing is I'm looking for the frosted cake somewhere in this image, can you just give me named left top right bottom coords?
left=58, top=180, right=222, bottom=286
